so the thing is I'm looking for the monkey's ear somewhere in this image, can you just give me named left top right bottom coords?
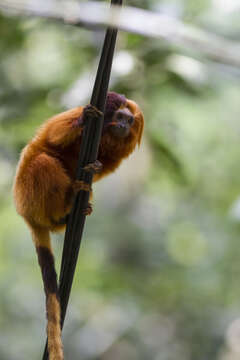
left=125, top=99, right=144, bottom=146
left=137, top=111, right=144, bottom=146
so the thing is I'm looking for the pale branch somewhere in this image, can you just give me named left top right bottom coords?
left=1, top=0, right=240, bottom=69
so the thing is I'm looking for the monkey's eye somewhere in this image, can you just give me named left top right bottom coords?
left=116, top=113, right=124, bottom=121
left=128, top=115, right=134, bottom=125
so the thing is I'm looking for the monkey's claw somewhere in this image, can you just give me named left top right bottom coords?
left=83, top=203, right=93, bottom=216
left=73, top=180, right=92, bottom=193
left=83, top=160, right=103, bottom=174
left=83, top=105, right=103, bottom=121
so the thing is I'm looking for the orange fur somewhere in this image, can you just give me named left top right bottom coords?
left=13, top=94, right=144, bottom=360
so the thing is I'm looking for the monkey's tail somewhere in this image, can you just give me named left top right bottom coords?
left=31, top=225, right=63, bottom=360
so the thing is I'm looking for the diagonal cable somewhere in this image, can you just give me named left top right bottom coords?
left=42, top=0, right=122, bottom=359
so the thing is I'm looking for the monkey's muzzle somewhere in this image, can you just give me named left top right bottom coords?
left=108, top=108, right=134, bottom=138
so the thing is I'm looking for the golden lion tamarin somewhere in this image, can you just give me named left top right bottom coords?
left=13, top=92, right=144, bottom=360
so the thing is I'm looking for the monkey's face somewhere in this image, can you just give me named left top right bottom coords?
left=97, top=92, right=144, bottom=168
left=106, top=106, right=134, bottom=138
left=103, top=92, right=142, bottom=141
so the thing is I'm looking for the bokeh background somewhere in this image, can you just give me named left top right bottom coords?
left=1, top=0, right=240, bottom=359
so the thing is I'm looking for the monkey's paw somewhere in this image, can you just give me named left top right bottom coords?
left=83, top=203, right=93, bottom=216
left=84, top=160, right=103, bottom=174
left=73, top=180, right=92, bottom=193
left=83, top=105, right=103, bottom=122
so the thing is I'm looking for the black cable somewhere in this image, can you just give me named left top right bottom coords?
left=58, top=30, right=119, bottom=326
left=42, top=1, right=122, bottom=359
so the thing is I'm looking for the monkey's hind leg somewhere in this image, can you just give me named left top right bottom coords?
left=27, top=153, right=78, bottom=230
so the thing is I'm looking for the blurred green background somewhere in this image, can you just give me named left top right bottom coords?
left=1, top=0, right=240, bottom=359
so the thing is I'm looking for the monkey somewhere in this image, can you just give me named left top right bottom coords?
left=13, top=92, right=144, bottom=360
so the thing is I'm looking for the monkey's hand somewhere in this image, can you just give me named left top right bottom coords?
left=83, top=160, right=103, bottom=174
left=83, top=203, right=93, bottom=216
left=73, top=105, right=102, bottom=131
left=83, top=104, right=103, bottom=123
left=73, top=180, right=92, bottom=193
